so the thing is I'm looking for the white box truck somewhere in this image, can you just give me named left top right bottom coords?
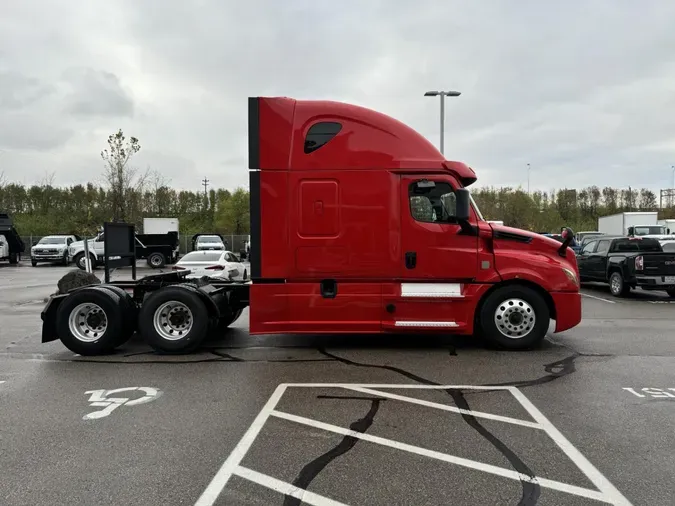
left=657, top=219, right=675, bottom=235
left=143, top=217, right=179, bottom=235
left=597, top=212, right=666, bottom=237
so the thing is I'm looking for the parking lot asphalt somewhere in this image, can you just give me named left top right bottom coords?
left=1, top=261, right=674, bottom=505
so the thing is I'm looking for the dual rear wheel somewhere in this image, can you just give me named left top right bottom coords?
left=55, top=284, right=243, bottom=356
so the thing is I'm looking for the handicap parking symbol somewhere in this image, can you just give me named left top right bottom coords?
left=83, top=387, right=162, bottom=420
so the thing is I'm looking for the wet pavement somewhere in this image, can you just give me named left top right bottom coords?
left=1, top=262, right=673, bottom=505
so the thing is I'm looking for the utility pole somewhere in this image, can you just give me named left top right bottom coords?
left=202, top=177, right=210, bottom=199
left=424, top=90, right=461, bottom=155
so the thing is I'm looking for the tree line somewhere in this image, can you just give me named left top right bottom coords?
left=1, top=179, right=673, bottom=236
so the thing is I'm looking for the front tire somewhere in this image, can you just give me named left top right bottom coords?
left=9, top=252, right=18, bottom=265
left=666, top=289, right=675, bottom=298
left=138, top=286, right=209, bottom=353
left=31, top=259, right=37, bottom=267
left=55, top=287, right=124, bottom=355
left=478, top=285, right=550, bottom=350
left=609, top=271, right=630, bottom=297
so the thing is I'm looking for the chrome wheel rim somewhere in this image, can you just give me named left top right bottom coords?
left=494, top=298, right=536, bottom=339
left=153, top=301, right=193, bottom=341
left=68, top=303, right=107, bottom=342
left=610, top=274, right=621, bottom=294
left=150, top=255, right=162, bottom=266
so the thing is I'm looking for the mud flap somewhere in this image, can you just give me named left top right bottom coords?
left=41, top=295, right=68, bottom=343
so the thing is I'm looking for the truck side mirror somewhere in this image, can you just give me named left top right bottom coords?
left=558, top=227, right=575, bottom=257
left=627, top=227, right=634, bottom=236
left=455, top=188, right=471, bottom=222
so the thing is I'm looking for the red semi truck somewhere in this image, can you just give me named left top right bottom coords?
left=40, top=96, right=581, bottom=355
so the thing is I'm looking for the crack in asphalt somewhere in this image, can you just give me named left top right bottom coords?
left=316, top=348, right=547, bottom=506
left=282, top=397, right=383, bottom=506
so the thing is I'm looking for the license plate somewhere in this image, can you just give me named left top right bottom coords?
left=664, top=276, right=675, bottom=284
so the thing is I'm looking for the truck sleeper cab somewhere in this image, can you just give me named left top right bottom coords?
left=248, top=96, right=581, bottom=350
left=40, top=96, right=582, bottom=356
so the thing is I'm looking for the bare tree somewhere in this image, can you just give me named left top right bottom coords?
left=100, top=129, right=147, bottom=221
left=38, top=171, right=56, bottom=187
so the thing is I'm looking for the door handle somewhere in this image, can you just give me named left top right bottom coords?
left=320, top=279, right=337, bottom=299
left=405, top=251, right=417, bottom=269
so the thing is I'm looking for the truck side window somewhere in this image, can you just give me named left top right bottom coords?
left=595, top=240, right=610, bottom=254
left=581, top=241, right=597, bottom=255
left=304, top=122, right=342, bottom=154
left=409, top=181, right=457, bottom=223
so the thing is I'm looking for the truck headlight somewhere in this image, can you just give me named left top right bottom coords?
left=562, top=267, right=578, bottom=286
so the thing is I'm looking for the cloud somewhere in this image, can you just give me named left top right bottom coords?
left=62, top=67, right=134, bottom=117
left=1, top=0, right=675, bottom=194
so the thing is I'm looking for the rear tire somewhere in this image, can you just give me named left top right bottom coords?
left=147, top=252, right=166, bottom=269
left=667, top=289, right=675, bottom=298
left=478, top=285, right=550, bottom=350
left=242, top=269, right=247, bottom=281
left=138, top=286, right=209, bottom=353
left=9, top=252, right=18, bottom=265
left=55, top=287, right=124, bottom=355
left=95, top=285, right=137, bottom=346
left=609, top=271, right=630, bottom=297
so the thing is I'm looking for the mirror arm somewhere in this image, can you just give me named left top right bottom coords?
left=458, top=220, right=477, bottom=236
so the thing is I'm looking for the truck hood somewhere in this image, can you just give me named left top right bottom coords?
left=69, top=239, right=95, bottom=249
left=489, top=224, right=565, bottom=251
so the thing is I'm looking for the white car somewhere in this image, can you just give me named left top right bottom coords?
left=195, top=235, right=225, bottom=251
left=0, top=235, right=9, bottom=261
left=173, top=250, right=247, bottom=280
left=31, top=235, right=77, bottom=266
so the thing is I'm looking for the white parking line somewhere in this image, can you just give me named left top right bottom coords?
left=236, top=466, right=349, bottom=506
left=195, top=383, right=633, bottom=506
left=581, top=292, right=617, bottom=304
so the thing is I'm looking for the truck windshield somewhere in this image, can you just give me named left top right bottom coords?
left=633, top=226, right=666, bottom=236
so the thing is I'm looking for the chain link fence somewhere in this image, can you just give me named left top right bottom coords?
left=20, top=234, right=250, bottom=258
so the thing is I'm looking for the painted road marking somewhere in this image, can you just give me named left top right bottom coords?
left=195, top=384, right=633, bottom=506
left=581, top=292, right=617, bottom=304
left=623, top=387, right=675, bottom=399
left=83, top=387, right=162, bottom=420
left=236, top=466, right=349, bottom=506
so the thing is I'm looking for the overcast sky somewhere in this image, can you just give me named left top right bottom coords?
left=2, top=0, right=675, bottom=194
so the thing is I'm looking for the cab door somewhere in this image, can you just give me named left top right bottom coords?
left=399, top=175, right=479, bottom=280
left=383, top=175, right=480, bottom=331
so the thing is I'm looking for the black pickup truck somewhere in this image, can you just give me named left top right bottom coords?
left=577, top=236, right=675, bottom=297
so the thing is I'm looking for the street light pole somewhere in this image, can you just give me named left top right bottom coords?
left=527, top=163, right=531, bottom=194
left=424, top=90, right=461, bottom=155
